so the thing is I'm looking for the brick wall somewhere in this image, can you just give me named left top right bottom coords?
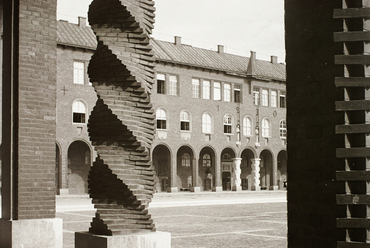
left=285, top=1, right=346, bottom=247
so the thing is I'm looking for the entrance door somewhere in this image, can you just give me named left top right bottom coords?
left=222, top=172, right=231, bottom=190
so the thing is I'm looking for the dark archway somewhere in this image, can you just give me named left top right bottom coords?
left=221, top=148, right=235, bottom=191
left=260, top=149, right=273, bottom=190
left=277, top=150, right=287, bottom=189
left=67, top=141, right=91, bottom=194
left=152, top=144, right=171, bottom=192
left=240, top=148, right=255, bottom=190
left=199, top=147, right=216, bottom=191
left=177, top=146, right=194, bottom=190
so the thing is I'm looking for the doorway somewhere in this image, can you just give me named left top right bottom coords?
left=222, top=171, right=231, bottom=191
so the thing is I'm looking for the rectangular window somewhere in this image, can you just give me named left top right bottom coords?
left=73, top=113, right=85, bottom=123
left=180, top=121, right=190, bottom=131
left=157, top=73, right=165, bottom=94
left=157, top=120, right=166, bottom=129
left=192, top=78, right=200, bottom=98
left=213, top=82, right=221, bottom=100
left=253, top=87, right=260, bottom=105
left=280, top=92, right=286, bottom=108
left=270, top=90, right=277, bottom=107
left=73, top=61, right=85, bottom=85
left=234, top=85, right=241, bottom=103
left=224, top=83, right=231, bottom=102
left=169, top=75, right=177, bottom=95
left=202, top=80, right=210, bottom=99
left=261, top=89, right=268, bottom=106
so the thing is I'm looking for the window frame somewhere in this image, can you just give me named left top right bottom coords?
left=234, top=85, right=241, bottom=103
left=180, top=110, right=190, bottom=131
left=243, top=116, right=252, bottom=136
left=280, top=92, right=286, bottom=108
left=213, top=82, right=221, bottom=101
left=261, top=89, right=269, bottom=106
left=202, top=112, right=213, bottom=134
left=72, top=100, right=87, bottom=124
left=262, top=117, right=271, bottom=137
left=192, top=78, right=200, bottom=98
left=279, top=119, right=287, bottom=139
left=156, top=73, right=166, bottom=94
left=202, top=80, right=211, bottom=100
left=156, top=108, right=167, bottom=130
left=270, top=90, right=277, bottom=107
left=168, top=74, right=178, bottom=96
left=73, top=61, right=85, bottom=85
left=181, top=153, right=191, bottom=167
left=223, top=83, right=231, bottom=102
left=223, top=114, right=233, bottom=134
left=253, top=87, right=260, bottom=105
left=202, top=154, right=212, bottom=167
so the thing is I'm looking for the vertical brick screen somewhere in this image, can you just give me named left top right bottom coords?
left=2, top=0, right=57, bottom=219
left=285, top=1, right=347, bottom=247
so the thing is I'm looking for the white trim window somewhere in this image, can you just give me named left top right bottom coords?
left=214, top=82, right=221, bottom=100
left=202, top=80, right=211, bottom=99
left=202, top=113, right=212, bottom=134
left=73, top=61, right=85, bottom=85
left=180, top=111, right=190, bottom=131
left=280, top=92, right=286, bottom=108
left=169, top=75, right=178, bottom=96
left=261, top=89, right=269, bottom=106
left=243, top=116, right=252, bottom=136
left=234, top=85, right=241, bottom=103
left=202, top=154, right=211, bottom=167
left=280, top=119, right=287, bottom=138
left=224, top=83, right=231, bottom=102
left=253, top=87, right=260, bottom=105
left=157, top=73, right=166, bottom=94
left=72, top=100, right=87, bottom=123
left=223, top=114, right=232, bottom=134
left=270, top=90, right=277, bottom=107
left=262, top=118, right=270, bottom=137
left=182, top=153, right=191, bottom=167
left=192, top=78, right=200, bottom=98
left=156, top=108, right=167, bottom=130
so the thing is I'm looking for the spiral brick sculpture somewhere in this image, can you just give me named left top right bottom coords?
left=87, top=0, right=156, bottom=235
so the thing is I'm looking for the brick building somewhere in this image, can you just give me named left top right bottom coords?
left=56, top=18, right=286, bottom=194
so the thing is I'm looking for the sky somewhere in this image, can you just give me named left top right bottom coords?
left=57, top=0, right=285, bottom=63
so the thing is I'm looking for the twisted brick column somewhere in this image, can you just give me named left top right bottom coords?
left=87, top=0, right=156, bottom=235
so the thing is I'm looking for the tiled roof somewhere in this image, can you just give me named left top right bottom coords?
left=57, top=20, right=285, bottom=82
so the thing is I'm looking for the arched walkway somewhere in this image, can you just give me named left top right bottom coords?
left=240, top=148, right=255, bottom=190
left=277, top=150, right=287, bottom=189
left=221, top=148, right=235, bottom=191
left=199, top=147, right=216, bottom=191
left=260, top=150, right=273, bottom=190
left=67, top=141, right=91, bottom=194
left=152, top=145, right=171, bottom=192
left=177, top=146, right=194, bottom=190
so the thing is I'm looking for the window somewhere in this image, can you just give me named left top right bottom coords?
left=214, top=82, right=221, bottom=100
left=224, top=83, right=231, bottom=102
left=156, top=108, right=167, bottom=130
left=73, top=62, right=84, bottom=85
left=270, top=90, right=277, bottom=107
left=202, top=154, right=211, bottom=167
left=262, top=118, right=270, bottom=137
left=223, top=114, right=232, bottom=134
left=261, top=89, right=268, bottom=106
left=72, top=100, right=86, bottom=123
left=280, top=92, right=286, bottom=108
left=182, top=153, right=191, bottom=167
left=280, top=119, right=287, bottom=138
left=180, top=111, right=190, bottom=131
left=253, top=87, right=260, bottom=105
left=202, top=113, right=212, bottom=133
left=202, top=80, right=211, bottom=99
left=243, top=116, right=252, bottom=136
left=234, top=85, right=241, bottom=103
left=157, top=73, right=165, bottom=94
left=192, top=79, right=200, bottom=98
left=169, top=75, right=177, bottom=95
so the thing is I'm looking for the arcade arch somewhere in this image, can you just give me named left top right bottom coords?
left=260, top=149, right=273, bottom=190
left=152, top=144, right=171, bottom=192
left=240, top=148, right=255, bottom=190
left=277, top=150, right=287, bottom=189
left=177, top=146, right=194, bottom=189
left=199, top=147, right=216, bottom=191
left=221, top=148, right=235, bottom=191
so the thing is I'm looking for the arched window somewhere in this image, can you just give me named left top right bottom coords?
left=223, top=114, right=232, bottom=134
left=262, top=118, right=270, bottom=137
left=156, top=108, right=167, bottom=130
left=243, top=116, right=252, bottom=136
left=72, top=100, right=87, bottom=123
left=182, top=153, right=191, bottom=167
left=280, top=119, right=287, bottom=138
left=202, top=154, right=211, bottom=167
left=180, top=111, right=190, bottom=131
left=202, top=113, right=212, bottom=134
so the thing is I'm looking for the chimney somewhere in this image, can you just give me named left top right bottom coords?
left=271, top=55, right=278, bottom=64
left=218, top=45, right=224, bottom=54
left=174, top=36, right=181, bottom=46
left=78, top=16, right=87, bottom=27
left=250, top=51, right=256, bottom=60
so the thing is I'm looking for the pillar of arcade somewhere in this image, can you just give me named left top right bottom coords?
left=232, top=158, right=242, bottom=191
left=251, top=158, right=261, bottom=191
left=0, top=1, right=62, bottom=247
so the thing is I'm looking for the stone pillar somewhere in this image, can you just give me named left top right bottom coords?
left=1, top=0, right=62, bottom=247
left=212, top=154, right=222, bottom=192
left=191, top=157, right=200, bottom=192
left=269, top=157, right=278, bottom=190
left=59, top=146, right=69, bottom=195
left=169, top=150, right=178, bottom=192
left=251, top=158, right=261, bottom=191
left=232, top=158, right=242, bottom=191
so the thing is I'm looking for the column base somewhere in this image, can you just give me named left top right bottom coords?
left=167, top=187, right=178, bottom=193
left=269, top=186, right=279, bottom=190
left=232, top=186, right=242, bottom=191
left=75, top=231, right=171, bottom=248
left=212, top=186, right=223, bottom=192
left=251, top=186, right=261, bottom=191
left=190, top=187, right=200, bottom=192
left=58, top=188, right=69, bottom=195
left=0, top=218, right=63, bottom=248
